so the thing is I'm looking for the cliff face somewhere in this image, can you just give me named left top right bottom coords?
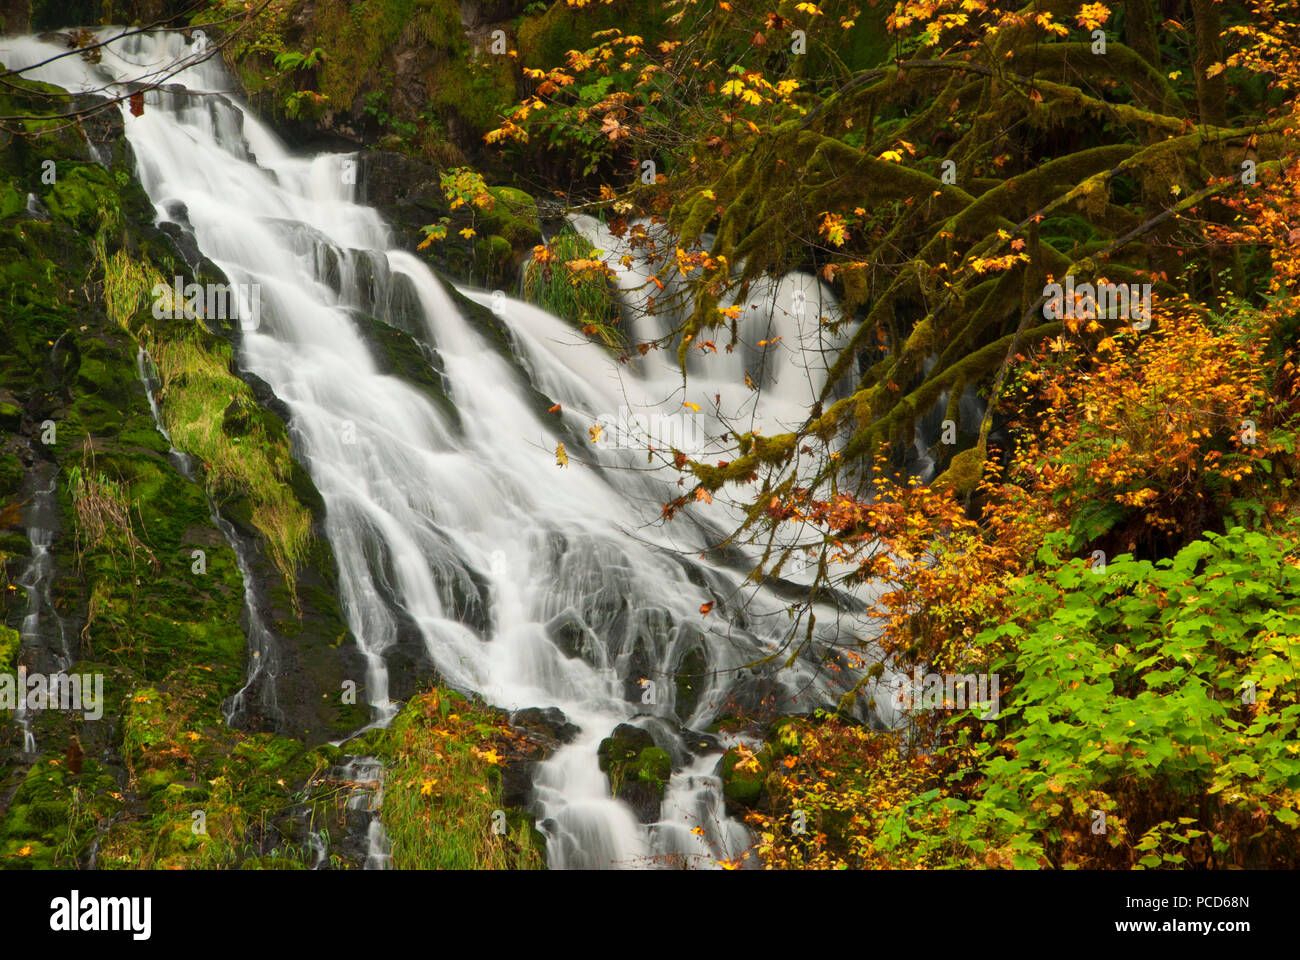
left=0, top=59, right=377, bottom=868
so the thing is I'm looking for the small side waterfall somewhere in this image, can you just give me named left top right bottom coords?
left=3, top=29, right=878, bottom=868
left=134, top=347, right=281, bottom=729
left=12, top=461, right=71, bottom=754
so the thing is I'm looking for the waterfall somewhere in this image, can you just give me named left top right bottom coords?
left=2, top=29, right=876, bottom=869
left=12, top=464, right=68, bottom=754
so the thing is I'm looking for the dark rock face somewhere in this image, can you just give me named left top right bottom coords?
left=510, top=706, right=579, bottom=747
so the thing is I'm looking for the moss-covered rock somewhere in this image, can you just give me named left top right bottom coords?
left=483, top=185, right=540, bottom=248
left=0, top=404, right=23, bottom=435
left=719, top=744, right=772, bottom=810
left=597, top=723, right=672, bottom=823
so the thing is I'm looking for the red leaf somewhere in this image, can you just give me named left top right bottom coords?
left=129, top=91, right=144, bottom=117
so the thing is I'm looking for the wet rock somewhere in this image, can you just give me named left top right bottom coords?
left=674, top=643, right=709, bottom=723
left=719, top=745, right=772, bottom=812
left=597, top=723, right=672, bottom=824
left=510, top=706, right=579, bottom=747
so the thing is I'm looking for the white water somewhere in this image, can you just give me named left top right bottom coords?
left=11, top=455, right=70, bottom=755
left=2, top=29, right=877, bottom=868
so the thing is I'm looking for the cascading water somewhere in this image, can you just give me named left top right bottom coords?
left=11, top=463, right=69, bottom=754
left=3, top=29, right=878, bottom=868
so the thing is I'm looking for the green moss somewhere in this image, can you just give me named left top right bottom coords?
left=720, top=745, right=772, bottom=808
left=0, top=404, right=23, bottom=434
left=0, top=452, right=21, bottom=499
left=474, top=234, right=515, bottom=288
left=597, top=725, right=671, bottom=803
left=518, top=0, right=670, bottom=70
left=484, top=186, right=541, bottom=248
left=43, top=164, right=122, bottom=233
left=0, top=626, right=18, bottom=672
left=375, top=688, right=546, bottom=869
left=0, top=180, right=25, bottom=220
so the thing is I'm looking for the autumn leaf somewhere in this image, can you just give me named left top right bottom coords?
left=699, top=601, right=715, bottom=616
left=555, top=442, right=569, bottom=467
left=547, top=403, right=561, bottom=414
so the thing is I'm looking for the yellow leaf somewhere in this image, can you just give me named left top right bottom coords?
left=556, top=442, right=569, bottom=467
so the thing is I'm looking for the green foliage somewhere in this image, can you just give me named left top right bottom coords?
left=376, top=689, right=546, bottom=870
left=875, top=521, right=1300, bottom=869
left=273, top=48, right=326, bottom=72
left=0, top=626, right=17, bottom=672
left=521, top=228, right=622, bottom=348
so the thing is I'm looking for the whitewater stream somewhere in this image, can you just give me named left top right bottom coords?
left=2, top=28, right=877, bottom=868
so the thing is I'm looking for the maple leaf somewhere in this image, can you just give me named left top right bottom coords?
left=420, top=779, right=437, bottom=796
left=555, top=443, right=569, bottom=467
left=600, top=114, right=628, bottom=140
left=699, top=600, right=715, bottom=616
left=589, top=424, right=604, bottom=443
